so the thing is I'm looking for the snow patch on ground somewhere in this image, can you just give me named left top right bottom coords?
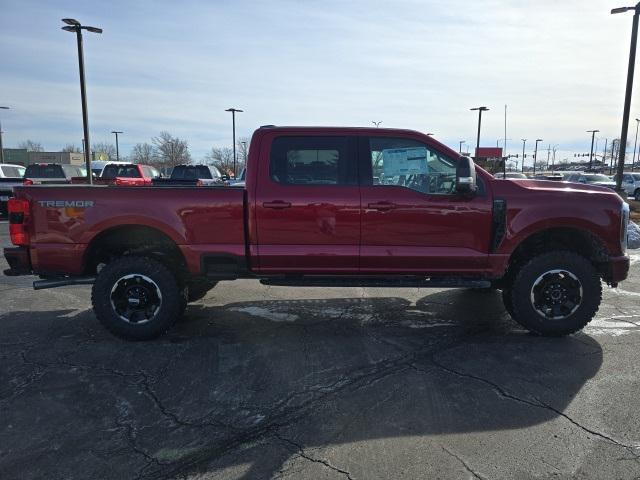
left=229, top=306, right=298, bottom=323
left=585, top=314, right=640, bottom=336
left=628, top=221, right=640, bottom=249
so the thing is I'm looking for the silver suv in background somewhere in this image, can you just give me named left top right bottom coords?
left=613, top=172, right=640, bottom=200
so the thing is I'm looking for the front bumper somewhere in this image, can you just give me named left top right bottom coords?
left=607, top=255, right=630, bottom=284
left=3, top=247, right=32, bottom=276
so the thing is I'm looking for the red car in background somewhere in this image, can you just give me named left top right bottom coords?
left=96, top=163, right=160, bottom=186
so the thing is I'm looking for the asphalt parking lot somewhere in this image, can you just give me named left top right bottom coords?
left=2, top=222, right=640, bottom=479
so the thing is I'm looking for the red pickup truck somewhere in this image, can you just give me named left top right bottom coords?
left=3, top=126, right=631, bottom=340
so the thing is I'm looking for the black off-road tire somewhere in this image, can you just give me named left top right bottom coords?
left=501, top=286, right=514, bottom=317
left=508, top=251, right=601, bottom=337
left=91, top=256, right=183, bottom=340
left=187, top=280, right=217, bottom=302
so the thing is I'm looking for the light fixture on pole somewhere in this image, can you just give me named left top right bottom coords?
left=0, top=106, right=9, bottom=164
left=459, top=140, right=465, bottom=153
left=111, top=131, right=123, bottom=161
left=225, top=108, right=243, bottom=176
left=470, top=106, right=489, bottom=157
left=372, top=121, right=382, bottom=128
left=62, top=18, right=102, bottom=184
left=611, top=3, right=640, bottom=190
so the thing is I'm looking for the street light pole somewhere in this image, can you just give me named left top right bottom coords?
left=533, top=139, right=543, bottom=175
left=521, top=139, right=527, bottom=172
left=0, top=106, right=9, bottom=164
left=62, top=19, right=102, bottom=184
left=111, top=131, right=123, bottom=161
left=612, top=4, right=640, bottom=190
left=633, top=118, right=640, bottom=171
left=586, top=129, right=599, bottom=170
left=459, top=140, right=465, bottom=153
left=470, top=106, right=489, bottom=157
left=372, top=121, right=382, bottom=128
left=225, top=108, right=243, bottom=177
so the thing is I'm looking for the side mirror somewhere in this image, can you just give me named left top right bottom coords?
left=456, top=156, right=477, bottom=195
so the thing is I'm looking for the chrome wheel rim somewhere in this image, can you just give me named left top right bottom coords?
left=530, top=269, right=583, bottom=320
left=110, top=274, right=162, bottom=324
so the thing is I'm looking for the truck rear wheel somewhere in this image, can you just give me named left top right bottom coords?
left=507, top=251, right=601, bottom=336
left=91, top=256, right=183, bottom=340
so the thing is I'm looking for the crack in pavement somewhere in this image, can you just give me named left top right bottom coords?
left=275, top=432, right=355, bottom=480
left=426, top=355, right=640, bottom=459
left=441, top=445, right=487, bottom=480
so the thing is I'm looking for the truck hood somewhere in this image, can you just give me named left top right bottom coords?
left=509, top=179, right=619, bottom=195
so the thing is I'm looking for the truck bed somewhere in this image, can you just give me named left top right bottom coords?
left=14, top=185, right=247, bottom=275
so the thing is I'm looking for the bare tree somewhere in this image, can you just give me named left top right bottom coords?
left=92, top=142, right=117, bottom=159
left=130, top=143, right=156, bottom=164
left=204, top=147, right=235, bottom=175
left=152, top=131, right=191, bottom=168
left=18, top=140, right=44, bottom=152
left=62, top=144, right=82, bottom=153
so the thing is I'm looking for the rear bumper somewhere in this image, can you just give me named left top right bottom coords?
left=3, top=247, right=32, bottom=276
left=607, top=255, right=630, bottom=284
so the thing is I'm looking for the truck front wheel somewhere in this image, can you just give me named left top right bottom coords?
left=507, top=251, right=601, bottom=336
left=91, top=256, right=183, bottom=340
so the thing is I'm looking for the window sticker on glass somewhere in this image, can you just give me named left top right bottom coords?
left=382, top=147, right=428, bottom=176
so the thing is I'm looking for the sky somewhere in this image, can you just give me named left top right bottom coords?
left=1, top=0, right=639, bottom=166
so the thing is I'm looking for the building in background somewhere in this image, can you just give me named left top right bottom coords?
left=24, top=151, right=85, bottom=166
left=2, top=148, right=28, bottom=165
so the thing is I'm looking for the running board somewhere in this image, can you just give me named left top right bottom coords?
left=259, top=276, right=491, bottom=288
left=33, top=276, right=96, bottom=290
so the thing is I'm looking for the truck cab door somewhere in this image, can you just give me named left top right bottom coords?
left=359, top=135, right=493, bottom=274
left=254, top=134, right=360, bottom=273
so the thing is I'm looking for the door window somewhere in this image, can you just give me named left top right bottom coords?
left=269, top=136, right=356, bottom=185
left=368, top=137, right=457, bottom=195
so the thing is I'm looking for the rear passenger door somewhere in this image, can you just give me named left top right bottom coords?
left=254, top=134, right=360, bottom=273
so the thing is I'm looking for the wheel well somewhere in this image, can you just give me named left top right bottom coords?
left=506, top=227, right=609, bottom=280
left=83, top=225, right=188, bottom=280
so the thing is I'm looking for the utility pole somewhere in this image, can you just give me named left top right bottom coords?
left=633, top=118, right=640, bottom=171
left=546, top=144, right=551, bottom=170
left=521, top=139, right=527, bottom=172
left=459, top=140, right=465, bottom=153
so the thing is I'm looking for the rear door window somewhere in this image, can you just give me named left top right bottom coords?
left=102, top=165, right=141, bottom=178
left=24, top=164, right=64, bottom=178
left=269, top=136, right=356, bottom=185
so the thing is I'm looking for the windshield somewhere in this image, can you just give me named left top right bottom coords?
left=171, top=166, right=216, bottom=180
left=585, top=174, right=611, bottom=183
left=24, top=164, right=64, bottom=178
left=1, top=165, right=25, bottom=177
left=101, top=165, right=141, bottom=179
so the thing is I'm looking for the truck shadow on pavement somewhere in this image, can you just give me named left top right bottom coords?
left=0, top=289, right=603, bottom=480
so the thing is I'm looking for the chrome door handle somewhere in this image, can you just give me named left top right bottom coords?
left=367, top=202, right=396, bottom=211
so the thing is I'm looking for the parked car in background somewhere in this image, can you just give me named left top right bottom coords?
left=23, top=163, right=87, bottom=185
left=0, top=164, right=26, bottom=218
left=97, top=163, right=160, bottom=186
left=494, top=172, right=527, bottom=179
left=229, top=167, right=246, bottom=186
left=563, top=172, right=616, bottom=189
left=613, top=172, right=640, bottom=200
left=90, top=160, right=130, bottom=177
left=153, top=164, right=224, bottom=186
